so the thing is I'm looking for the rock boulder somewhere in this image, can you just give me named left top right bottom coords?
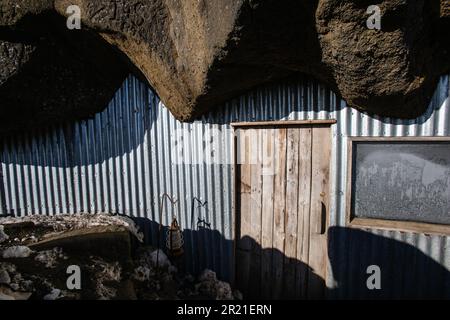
left=0, top=0, right=449, bottom=133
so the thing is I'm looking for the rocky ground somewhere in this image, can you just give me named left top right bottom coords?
left=0, top=214, right=240, bottom=300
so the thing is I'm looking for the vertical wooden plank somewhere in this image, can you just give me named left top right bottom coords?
left=248, top=130, right=263, bottom=298
left=261, top=128, right=275, bottom=299
left=236, top=128, right=252, bottom=297
left=272, top=128, right=287, bottom=299
left=308, top=126, right=331, bottom=299
left=283, top=128, right=300, bottom=298
left=295, top=127, right=312, bottom=299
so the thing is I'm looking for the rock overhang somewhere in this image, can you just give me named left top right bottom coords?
left=0, top=0, right=449, bottom=135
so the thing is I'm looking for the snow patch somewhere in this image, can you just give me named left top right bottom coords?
left=1, top=213, right=144, bottom=242
left=34, top=248, right=68, bottom=268
left=0, top=225, right=8, bottom=244
left=196, top=269, right=233, bottom=300
left=0, top=270, right=10, bottom=284
left=2, top=246, right=33, bottom=258
left=44, top=288, right=62, bottom=300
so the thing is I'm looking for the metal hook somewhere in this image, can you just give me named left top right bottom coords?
left=197, top=219, right=211, bottom=230
left=156, top=193, right=178, bottom=270
left=191, top=197, right=207, bottom=230
left=159, top=193, right=178, bottom=225
left=160, top=193, right=178, bottom=206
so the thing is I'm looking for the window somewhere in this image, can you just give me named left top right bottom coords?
left=346, top=137, right=450, bottom=235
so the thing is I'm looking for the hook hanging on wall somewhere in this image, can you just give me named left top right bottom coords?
left=191, top=197, right=208, bottom=230
left=157, top=193, right=179, bottom=268
left=190, top=197, right=209, bottom=274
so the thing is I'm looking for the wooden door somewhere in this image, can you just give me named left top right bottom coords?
left=234, top=123, right=332, bottom=299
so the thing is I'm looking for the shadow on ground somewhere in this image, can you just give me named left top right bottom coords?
left=132, top=217, right=450, bottom=300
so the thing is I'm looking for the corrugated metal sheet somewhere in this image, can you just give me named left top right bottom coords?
left=0, top=74, right=449, bottom=297
left=328, top=75, right=450, bottom=299
left=0, top=77, right=236, bottom=281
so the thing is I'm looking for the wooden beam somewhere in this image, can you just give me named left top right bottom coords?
left=272, top=128, right=287, bottom=299
left=295, top=127, right=312, bottom=299
left=248, top=130, right=263, bottom=298
left=261, top=129, right=275, bottom=299
left=283, top=127, right=300, bottom=298
left=235, top=133, right=252, bottom=297
left=349, top=217, right=450, bottom=236
left=307, top=126, right=331, bottom=299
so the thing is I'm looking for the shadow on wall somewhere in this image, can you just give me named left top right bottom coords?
left=0, top=74, right=448, bottom=168
left=131, top=217, right=450, bottom=300
left=0, top=76, right=158, bottom=167
left=328, top=226, right=450, bottom=300
left=132, top=216, right=235, bottom=284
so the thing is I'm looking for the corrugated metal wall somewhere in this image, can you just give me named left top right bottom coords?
left=1, top=74, right=449, bottom=297
left=328, top=75, right=450, bottom=299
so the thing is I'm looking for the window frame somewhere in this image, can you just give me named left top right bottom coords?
left=346, top=136, right=450, bottom=235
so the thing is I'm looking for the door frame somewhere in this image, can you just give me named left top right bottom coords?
left=230, top=119, right=336, bottom=295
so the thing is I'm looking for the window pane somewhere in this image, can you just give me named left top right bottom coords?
left=352, top=141, right=450, bottom=225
